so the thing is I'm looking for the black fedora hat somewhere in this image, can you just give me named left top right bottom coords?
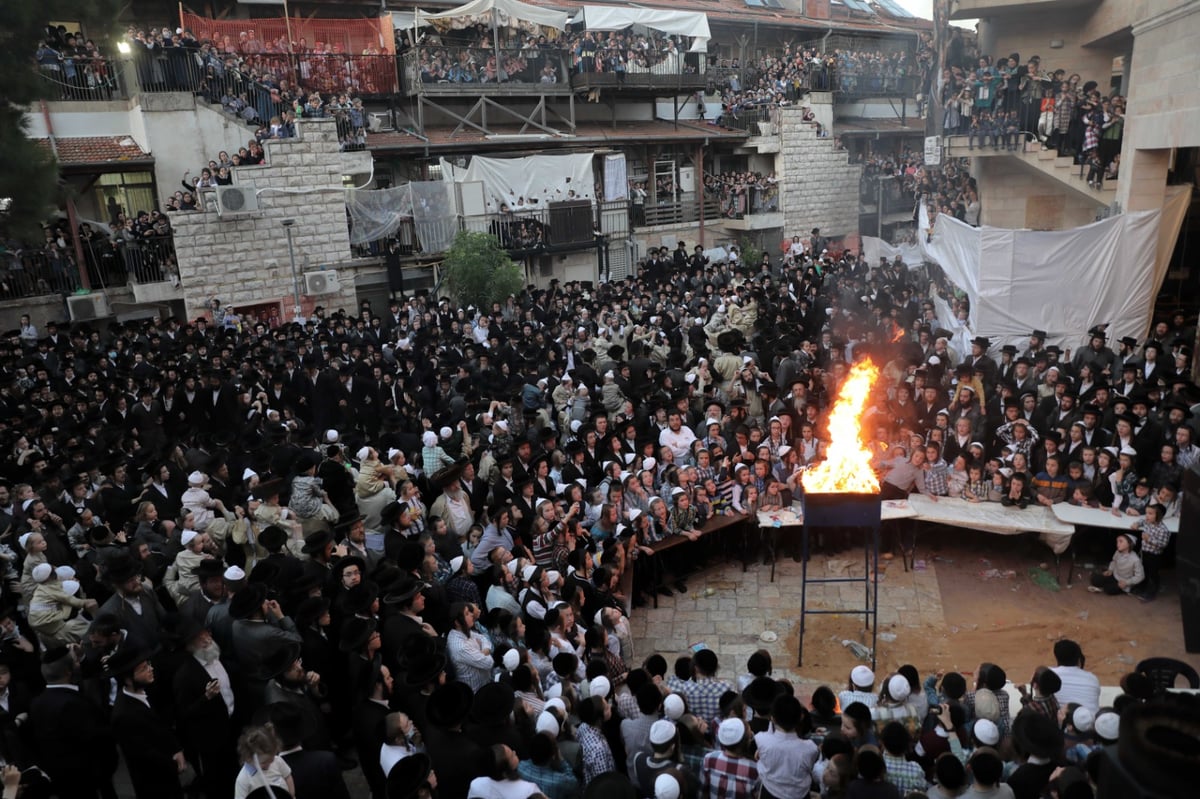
left=382, top=575, right=425, bottom=606
left=471, top=681, right=516, bottom=726
left=1012, top=710, right=1064, bottom=760
left=338, top=581, right=379, bottom=618
left=194, top=558, right=225, bottom=581
left=228, top=582, right=268, bottom=620
left=332, top=555, right=367, bottom=584
left=101, top=643, right=157, bottom=678
left=385, top=751, right=433, bottom=799
left=258, top=640, right=302, bottom=680
left=426, top=681, right=474, bottom=729
left=103, top=553, right=143, bottom=586
left=338, top=616, right=378, bottom=653
left=301, top=529, right=333, bottom=555
left=404, top=652, right=448, bottom=688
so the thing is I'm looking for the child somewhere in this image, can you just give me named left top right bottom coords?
left=1004, top=111, right=1021, bottom=150
left=968, top=114, right=984, bottom=151
left=1000, top=471, right=1032, bottom=509
left=961, top=463, right=990, bottom=502
left=1018, top=666, right=1061, bottom=720
left=1086, top=150, right=1105, bottom=189
left=234, top=724, right=295, bottom=799
left=1132, top=503, right=1170, bottom=601
left=1088, top=532, right=1144, bottom=595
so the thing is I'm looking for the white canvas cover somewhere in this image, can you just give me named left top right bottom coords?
left=441, top=153, right=595, bottom=214
left=913, top=203, right=1170, bottom=358
left=576, top=6, right=711, bottom=53
left=415, top=0, right=569, bottom=30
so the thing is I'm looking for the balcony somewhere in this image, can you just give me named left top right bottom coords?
left=401, top=47, right=571, bottom=97
left=35, top=57, right=132, bottom=101
left=639, top=194, right=721, bottom=228
left=570, top=62, right=708, bottom=94
left=352, top=201, right=631, bottom=259
left=942, top=134, right=1116, bottom=206
left=713, top=185, right=783, bottom=231
left=0, top=233, right=181, bottom=302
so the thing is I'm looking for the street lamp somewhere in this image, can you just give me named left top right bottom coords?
left=281, top=219, right=301, bottom=322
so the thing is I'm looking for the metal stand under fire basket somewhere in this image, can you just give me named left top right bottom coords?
left=797, top=492, right=882, bottom=672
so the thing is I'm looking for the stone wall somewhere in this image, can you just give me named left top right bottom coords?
left=169, top=118, right=357, bottom=320
left=777, top=108, right=862, bottom=238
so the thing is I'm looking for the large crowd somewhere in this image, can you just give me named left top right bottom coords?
left=938, top=51, right=1123, bottom=185
left=0, top=223, right=1194, bottom=799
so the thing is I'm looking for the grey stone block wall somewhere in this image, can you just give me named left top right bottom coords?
left=776, top=108, right=863, bottom=238
left=169, top=118, right=357, bottom=320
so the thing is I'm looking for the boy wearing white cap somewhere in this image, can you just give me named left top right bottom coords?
left=701, top=718, right=760, bottom=797
left=838, top=665, right=878, bottom=713
left=28, top=563, right=96, bottom=645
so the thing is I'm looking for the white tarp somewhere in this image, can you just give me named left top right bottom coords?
left=862, top=236, right=924, bottom=270
left=441, top=153, right=595, bottom=214
left=576, top=6, right=711, bottom=53
left=916, top=204, right=1168, bottom=356
left=346, top=185, right=413, bottom=246
left=603, top=153, right=628, bottom=202
left=415, top=0, right=569, bottom=30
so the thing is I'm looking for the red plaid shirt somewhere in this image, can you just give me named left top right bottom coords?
left=700, top=750, right=760, bottom=799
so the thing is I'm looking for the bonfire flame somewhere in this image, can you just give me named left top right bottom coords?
left=890, top=325, right=905, bottom=343
left=801, top=359, right=881, bottom=494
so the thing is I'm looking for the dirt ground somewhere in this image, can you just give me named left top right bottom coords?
left=784, top=528, right=1200, bottom=687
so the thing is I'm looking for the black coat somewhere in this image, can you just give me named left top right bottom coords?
left=351, top=699, right=389, bottom=799
left=30, top=684, right=119, bottom=796
left=111, top=690, right=183, bottom=799
left=173, top=657, right=237, bottom=799
left=283, top=749, right=351, bottom=799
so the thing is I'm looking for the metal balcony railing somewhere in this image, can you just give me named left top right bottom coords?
left=35, top=57, right=131, bottom=101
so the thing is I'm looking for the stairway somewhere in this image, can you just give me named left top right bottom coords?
left=943, top=135, right=1117, bottom=208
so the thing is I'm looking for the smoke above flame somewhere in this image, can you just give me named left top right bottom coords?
left=801, top=360, right=882, bottom=494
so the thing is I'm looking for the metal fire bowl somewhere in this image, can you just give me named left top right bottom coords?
left=801, top=492, right=882, bottom=528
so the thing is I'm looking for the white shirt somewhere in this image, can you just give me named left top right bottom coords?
left=467, top=776, right=543, bottom=799
left=658, top=425, right=697, bottom=462
left=198, top=653, right=236, bottom=716
left=1051, top=665, right=1101, bottom=715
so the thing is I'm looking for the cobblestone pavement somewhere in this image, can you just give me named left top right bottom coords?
left=628, top=550, right=946, bottom=690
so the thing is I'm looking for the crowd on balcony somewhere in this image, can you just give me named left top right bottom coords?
left=703, top=171, right=779, bottom=219
left=0, top=222, right=1194, bottom=797
left=710, top=35, right=934, bottom=123
left=33, top=25, right=119, bottom=100
left=939, top=52, right=1124, bottom=185
left=856, top=150, right=981, bottom=230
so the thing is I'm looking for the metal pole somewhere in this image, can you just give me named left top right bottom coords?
left=284, top=222, right=301, bottom=321
left=877, top=177, right=884, bottom=239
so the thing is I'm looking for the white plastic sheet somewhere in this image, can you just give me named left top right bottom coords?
left=575, top=6, right=711, bottom=52
left=862, top=236, right=924, bottom=270
left=415, top=0, right=569, bottom=30
left=603, top=153, right=628, bottom=202
left=917, top=205, right=1168, bottom=355
left=345, top=185, right=413, bottom=246
left=441, top=153, right=595, bottom=213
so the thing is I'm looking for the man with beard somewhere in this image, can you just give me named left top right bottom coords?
left=173, top=617, right=237, bottom=799
left=263, top=643, right=332, bottom=752
left=180, top=558, right=227, bottom=627
left=108, top=646, right=187, bottom=799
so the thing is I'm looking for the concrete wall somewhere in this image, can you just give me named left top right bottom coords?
left=777, top=108, right=862, bottom=238
left=976, top=7, right=1119, bottom=88
left=137, top=93, right=259, bottom=207
left=169, top=118, right=357, bottom=320
left=973, top=158, right=1101, bottom=229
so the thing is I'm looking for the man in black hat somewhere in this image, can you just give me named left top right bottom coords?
left=422, top=681, right=483, bottom=799
left=173, top=617, right=238, bottom=799
left=1073, top=327, right=1116, bottom=377
left=108, top=646, right=187, bottom=799
left=968, top=337, right=998, bottom=393
left=261, top=645, right=333, bottom=753
left=30, top=647, right=119, bottom=799
left=97, top=553, right=165, bottom=650
left=1021, top=329, right=1047, bottom=362
left=229, top=583, right=303, bottom=692
left=271, top=701, right=352, bottom=799
left=180, top=557, right=228, bottom=628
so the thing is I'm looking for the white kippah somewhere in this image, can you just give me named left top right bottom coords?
left=663, top=693, right=685, bottom=720
left=502, top=649, right=521, bottom=671
left=223, top=565, right=246, bottom=582
left=32, top=563, right=53, bottom=583
left=356, top=446, right=371, bottom=462
left=181, top=530, right=198, bottom=546
left=535, top=712, right=560, bottom=737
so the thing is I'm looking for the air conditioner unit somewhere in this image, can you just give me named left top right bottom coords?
left=67, top=293, right=112, bottom=322
left=304, top=271, right=341, bottom=295
left=215, top=184, right=259, bottom=217
left=368, top=112, right=393, bottom=132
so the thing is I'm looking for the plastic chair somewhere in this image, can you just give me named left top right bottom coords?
left=1135, top=657, right=1200, bottom=694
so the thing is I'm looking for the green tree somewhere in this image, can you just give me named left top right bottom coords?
left=440, top=231, right=525, bottom=308
left=0, top=0, right=120, bottom=239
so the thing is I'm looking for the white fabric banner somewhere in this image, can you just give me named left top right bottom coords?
left=603, top=153, right=628, bottom=202
left=862, top=236, right=924, bottom=270
left=916, top=205, right=1166, bottom=355
left=576, top=6, right=711, bottom=52
left=415, top=0, right=569, bottom=30
left=442, top=153, right=595, bottom=214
